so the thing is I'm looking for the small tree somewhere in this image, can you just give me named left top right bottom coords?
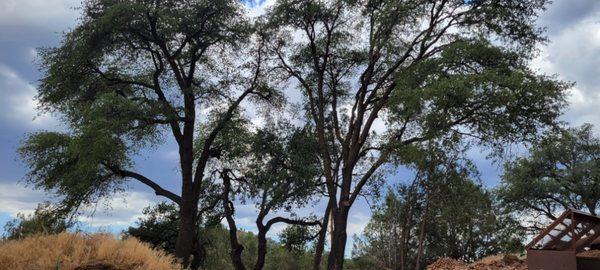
left=352, top=143, right=522, bottom=270
left=220, top=122, right=322, bottom=270
left=497, top=124, right=600, bottom=231
left=124, top=202, right=180, bottom=255
left=3, top=202, right=74, bottom=240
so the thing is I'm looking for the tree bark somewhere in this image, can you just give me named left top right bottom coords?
left=190, top=237, right=206, bottom=270
left=326, top=207, right=350, bottom=270
left=253, top=207, right=269, bottom=270
left=222, top=171, right=247, bottom=270
left=174, top=187, right=199, bottom=267
left=254, top=228, right=268, bottom=270
left=313, top=201, right=332, bottom=270
left=255, top=213, right=321, bottom=270
left=398, top=204, right=413, bottom=270
left=226, top=217, right=246, bottom=270
left=414, top=203, right=429, bottom=270
left=174, top=129, right=197, bottom=266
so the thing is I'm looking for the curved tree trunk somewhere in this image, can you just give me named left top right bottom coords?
left=254, top=228, right=269, bottom=270
left=226, top=217, right=246, bottom=270
left=222, top=171, right=247, bottom=270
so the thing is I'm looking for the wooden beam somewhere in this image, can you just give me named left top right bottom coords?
left=527, top=209, right=573, bottom=250
left=575, top=225, right=600, bottom=252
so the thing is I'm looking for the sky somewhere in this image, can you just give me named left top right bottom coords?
left=0, top=0, right=599, bottom=255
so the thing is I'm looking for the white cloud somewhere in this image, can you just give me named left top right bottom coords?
left=0, top=182, right=50, bottom=216
left=538, top=0, right=600, bottom=35
left=0, top=0, right=79, bottom=30
left=532, top=2, right=600, bottom=131
left=536, top=16, right=600, bottom=93
left=78, top=191, right=155, bottom=227
left=0, top=181, right=155, bottom=229
left=0, top=0, right=597, bottom=259
left=0, top=64, right=58, bottom=127
left=346, top=211, right=370, bottom=238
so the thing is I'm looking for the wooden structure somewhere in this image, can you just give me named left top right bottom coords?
left=527, top=208, right=600, bottom=270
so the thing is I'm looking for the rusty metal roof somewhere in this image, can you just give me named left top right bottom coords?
left=527, top=208, right=600, bottom=252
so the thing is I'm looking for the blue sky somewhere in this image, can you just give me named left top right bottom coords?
left=0, top=0, right=599, bottom=255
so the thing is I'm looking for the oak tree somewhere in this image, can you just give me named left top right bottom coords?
left=18, top=0, right=276, bottom=266
left=498, top=124, right=600, bottom=231
left=263, top=0, right=567, bottom=268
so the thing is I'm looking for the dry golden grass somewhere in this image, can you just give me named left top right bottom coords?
left=0, top=232, right=182, bottom=270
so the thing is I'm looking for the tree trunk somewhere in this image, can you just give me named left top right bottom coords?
left=174, top=134, right=198, bottom=267
left=398, top=206, right=411, bottom=270
left=190, top=237, right=206, bottom=270
left=254, top=228, right=268, bottom=270
left=326, top=207, right=349, bottom=270
left=313, top=201, right=332, bottom=270
left=175, top=197, right=198, bottom=268
left=223, top=171, right=247, bottom=270
left=414, top=203, right=429, bottom=270
left=226, top=219, right=246, bottom=270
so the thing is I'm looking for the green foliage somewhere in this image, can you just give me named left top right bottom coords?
left=423, top=181, right=523, bottom=261
left=206, top=229, right=316, bottom=270
left=264, top=1, right=567, bottom=264
left=16, top=0, right=573, bottom=268
left=125, top=202, right=316, bottom=270
left=21, top=0, right=258, bottom=217
left=388, top=39, right=568, bottom=149
left=352, top=142, right=523, bottom=269
left=3, top=202, right=75, bottom=240
left=278, top=224, right=318, bottom=253
left=231, top=229, right=316, bottom=270
left=38, top=0, right=248, bottom=114
left=19, top=131, right=128, bottom=215
left=353, top=181, right=523, bottom=269
left=124, top=202, right=179, bottom=253
left=262, top=245, right=315, bottom=270
left=497, top=124, right=600, bottom=230
left=214, top=120, right=322, bottom=270
left=243, top=122, right=321, bottom=211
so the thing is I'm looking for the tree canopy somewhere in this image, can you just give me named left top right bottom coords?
left=263, top=0, right=567, bottom=267
left=497, top=124, right=600, bottom=231
left=19, top=0, right=280, bottom=267
left=352, top=140, right=523, bottom=270
left=16, top=0, right=572, bottom=269
left=218, top=121, right=322, bottom=270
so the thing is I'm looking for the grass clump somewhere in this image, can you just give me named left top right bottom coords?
left=0, top=232, right=181, bottom=270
